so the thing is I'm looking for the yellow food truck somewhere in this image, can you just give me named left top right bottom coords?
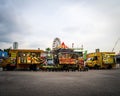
left=86, top=51, right=116, bottom=69
left=2, top=49, right=44, bottom=70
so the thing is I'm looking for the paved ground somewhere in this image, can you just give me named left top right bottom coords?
left=0, top=69, right=120, bottom=96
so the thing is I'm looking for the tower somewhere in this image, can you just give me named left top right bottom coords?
left=13, top=42, right=18, bottom=49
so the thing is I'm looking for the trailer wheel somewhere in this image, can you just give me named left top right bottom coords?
left=94, top=64, right=99, bottom=69
left=107, top=65, right=112, bottom=69
left=86, top=67, right=89, bottom=71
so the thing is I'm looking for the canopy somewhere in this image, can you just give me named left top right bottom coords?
left=58, top=42, right=68, bottom=49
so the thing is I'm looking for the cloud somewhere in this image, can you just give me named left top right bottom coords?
left=0, top=8, right=15, bottom=42
left=0, top=0, right=120, bottom=53
left=0, top=0, right=35, bottom=49
left=0, top=0, right=26, bottom=43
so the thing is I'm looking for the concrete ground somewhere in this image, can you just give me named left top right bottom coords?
left=0, top=69, right=120, bottom=96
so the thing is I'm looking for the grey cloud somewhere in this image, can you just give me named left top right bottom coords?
left=0, top=0, right=24, bottom=44
left=62, top=27, right=80, bottom=33
left=0, top=11, right=16, bottom=32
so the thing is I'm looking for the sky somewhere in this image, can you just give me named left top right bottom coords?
left=0, top=0, right=120, bottom=53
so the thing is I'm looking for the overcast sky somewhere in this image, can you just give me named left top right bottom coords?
left=0, top=0, right=120, bottom=53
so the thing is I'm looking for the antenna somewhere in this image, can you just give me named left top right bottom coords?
left=112, top=38, right=120, bottom=52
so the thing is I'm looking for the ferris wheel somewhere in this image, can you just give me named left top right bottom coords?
left=52, top=37, right=61, bottom=50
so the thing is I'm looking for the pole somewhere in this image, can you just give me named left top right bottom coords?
left=112, top=38, right=120, bottom=52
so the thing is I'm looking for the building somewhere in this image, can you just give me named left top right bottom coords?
left=13, top=42, right=18, bottom=49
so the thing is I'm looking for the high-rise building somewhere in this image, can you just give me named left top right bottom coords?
left=13, top=42, right=18, bottom=49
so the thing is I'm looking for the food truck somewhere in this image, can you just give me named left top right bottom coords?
left=2, top=49, right=44, bottom=70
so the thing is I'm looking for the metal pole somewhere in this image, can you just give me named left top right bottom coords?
left=112, top=38, right=120, bottom=52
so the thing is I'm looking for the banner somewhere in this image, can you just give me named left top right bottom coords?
left=83, top=50, right=87, bottom=60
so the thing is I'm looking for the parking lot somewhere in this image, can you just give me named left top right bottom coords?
left=0, top=69, right=120, bottom=96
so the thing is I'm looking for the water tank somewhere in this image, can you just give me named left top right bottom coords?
left=13, top=42, right=18, bottom=49
left=96, top=49, right=100, bottom=53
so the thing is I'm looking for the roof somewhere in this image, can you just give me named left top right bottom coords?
left=58, top=42, right=68, bottom=49
left=9, top=49, right=44, bottom=53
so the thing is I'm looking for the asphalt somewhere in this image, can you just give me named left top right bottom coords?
left=0, top=69, right=120, bottom=96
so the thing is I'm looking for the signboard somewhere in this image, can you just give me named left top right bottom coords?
left=11, top=53, right=17, bottom=59
left=74, top=48, right=83, bottom=51
left=59, top=58, right=76, bottom=64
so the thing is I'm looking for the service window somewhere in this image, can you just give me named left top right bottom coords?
left=93, top=56, right=98, bottom=60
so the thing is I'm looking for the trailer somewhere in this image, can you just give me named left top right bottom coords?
left=40, top=48, right=88, bottom=71
left=1, top=49, right=44, bottom=70
left=115, top=53, right=120, bottom=68
left=115, top=53, right=120, bottom=64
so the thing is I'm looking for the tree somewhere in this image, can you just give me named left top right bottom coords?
left=45, top=48, right=51, bottom=52
left=0, top=49, right=3, bottom=51
left=4, top=48, right=11, bottom=53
